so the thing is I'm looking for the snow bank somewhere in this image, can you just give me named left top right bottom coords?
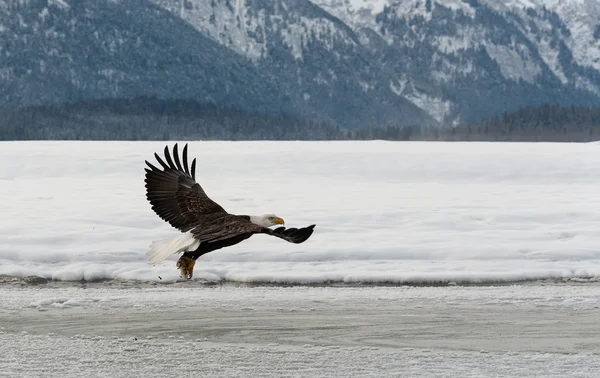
left=1, top=141, right=600, bottom=284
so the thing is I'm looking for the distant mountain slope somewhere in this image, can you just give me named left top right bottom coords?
left=151, top=0, right=434, bottom=128
left=312, top=0, right=600, bottom=124
left=1, top=0, right=600, bottom=129
left=0, top=0, right=294, bottom=115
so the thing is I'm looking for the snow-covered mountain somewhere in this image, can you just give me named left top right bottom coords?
left=310, top=0, right=600, bottom=123
left=318, top=0, right=600, bottom=72
left=1, top=0, right=600, bottom=128
left=149, top=0, right=431, bottom=127
left=311, top=0, right=390, bottom=28
left=0, top=0, right=294, bottom=116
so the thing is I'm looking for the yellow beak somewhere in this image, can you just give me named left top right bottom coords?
left=275, top=217, right=285, bottom=225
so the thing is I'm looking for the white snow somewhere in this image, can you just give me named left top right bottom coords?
left=436, top=34, right=474, bottom=54
left=439, top=0, right=477, bottom=17
left=485, top=42, right=541, bottom=83
left=48, top=0, right=69, bottom=9
left=403, top=89, right=452, bottom=123
left=348, top=0, right=388, bottom=15
left=1, top=141, right=600, bottom=284
left=500, top=0, right=539, bottom=9
left=311, top=0, right=390, bottom=28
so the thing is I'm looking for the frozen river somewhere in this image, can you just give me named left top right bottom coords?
left=2, top=281, right=600, bottom=377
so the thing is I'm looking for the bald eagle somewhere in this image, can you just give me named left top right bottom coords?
left=144, top=144, right=316, bottom=279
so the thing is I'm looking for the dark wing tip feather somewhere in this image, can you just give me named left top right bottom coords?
left=182, top=144, right=190, bottom=176
left=163, top=145, right=176, bottom=170
left=145, top=160, right=159, bottom=171
left=289, top=226, right=314, bottom=244
left=269, top=224, right=316, bottom=244
left=148, top=144, right=196, bottom=182
left=154, top=152, right=169, bottom=170
left=173, top=143, right=182, bottom=171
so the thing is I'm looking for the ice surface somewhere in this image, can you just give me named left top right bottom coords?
left=2, top=284, right=600, bottom=376
left=2, top=332, right=599, bottom=378
left=1, top=140, right=600, bottom=284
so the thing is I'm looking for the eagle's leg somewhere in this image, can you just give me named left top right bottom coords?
left=176, top=256, right=195, bottom=280
left=187, top=258, right=195, bottom=279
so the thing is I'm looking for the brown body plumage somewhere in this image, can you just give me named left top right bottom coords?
left=144, top=144, right=316, bottom=279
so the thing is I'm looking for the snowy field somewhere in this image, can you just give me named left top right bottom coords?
left=1, top=140, right=599, bottom=284
left=2, top=141, right=600, bottom=377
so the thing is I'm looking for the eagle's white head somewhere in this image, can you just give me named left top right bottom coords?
left=250, top=214, right=285, bottom=228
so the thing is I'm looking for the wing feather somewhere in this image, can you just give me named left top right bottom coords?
left=145, top=144, right=227, bottom=232
left=153, top=152, right=169, bottom=170
left=182, top=144, right=190, bottom=176
left=189, top=214, right=262, bottom=243
left=173, top=144, right=184, bottom=172
left=163, top=145, right=175, bottom=169
left=191, top=158, right=196, bottom=180
left=264, top=224, right=316, bottom=244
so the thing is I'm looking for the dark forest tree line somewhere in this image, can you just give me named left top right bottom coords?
left=1, top=98, right=600, bottom=142
left=354, top=105, right=600, bottom=142
left=0, top=97, right=349, bottom=141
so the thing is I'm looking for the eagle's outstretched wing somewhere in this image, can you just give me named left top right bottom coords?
left=144, top=143, right=227, bottom=233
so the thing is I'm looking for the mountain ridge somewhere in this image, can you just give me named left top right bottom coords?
left=1, top=0, right=600, bottom=128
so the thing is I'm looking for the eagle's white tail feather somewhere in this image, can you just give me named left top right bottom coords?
left=146, top=232, right=200, bottom=265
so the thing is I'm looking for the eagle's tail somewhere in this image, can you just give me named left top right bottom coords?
left=146, top=232, right=200, bottom=265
